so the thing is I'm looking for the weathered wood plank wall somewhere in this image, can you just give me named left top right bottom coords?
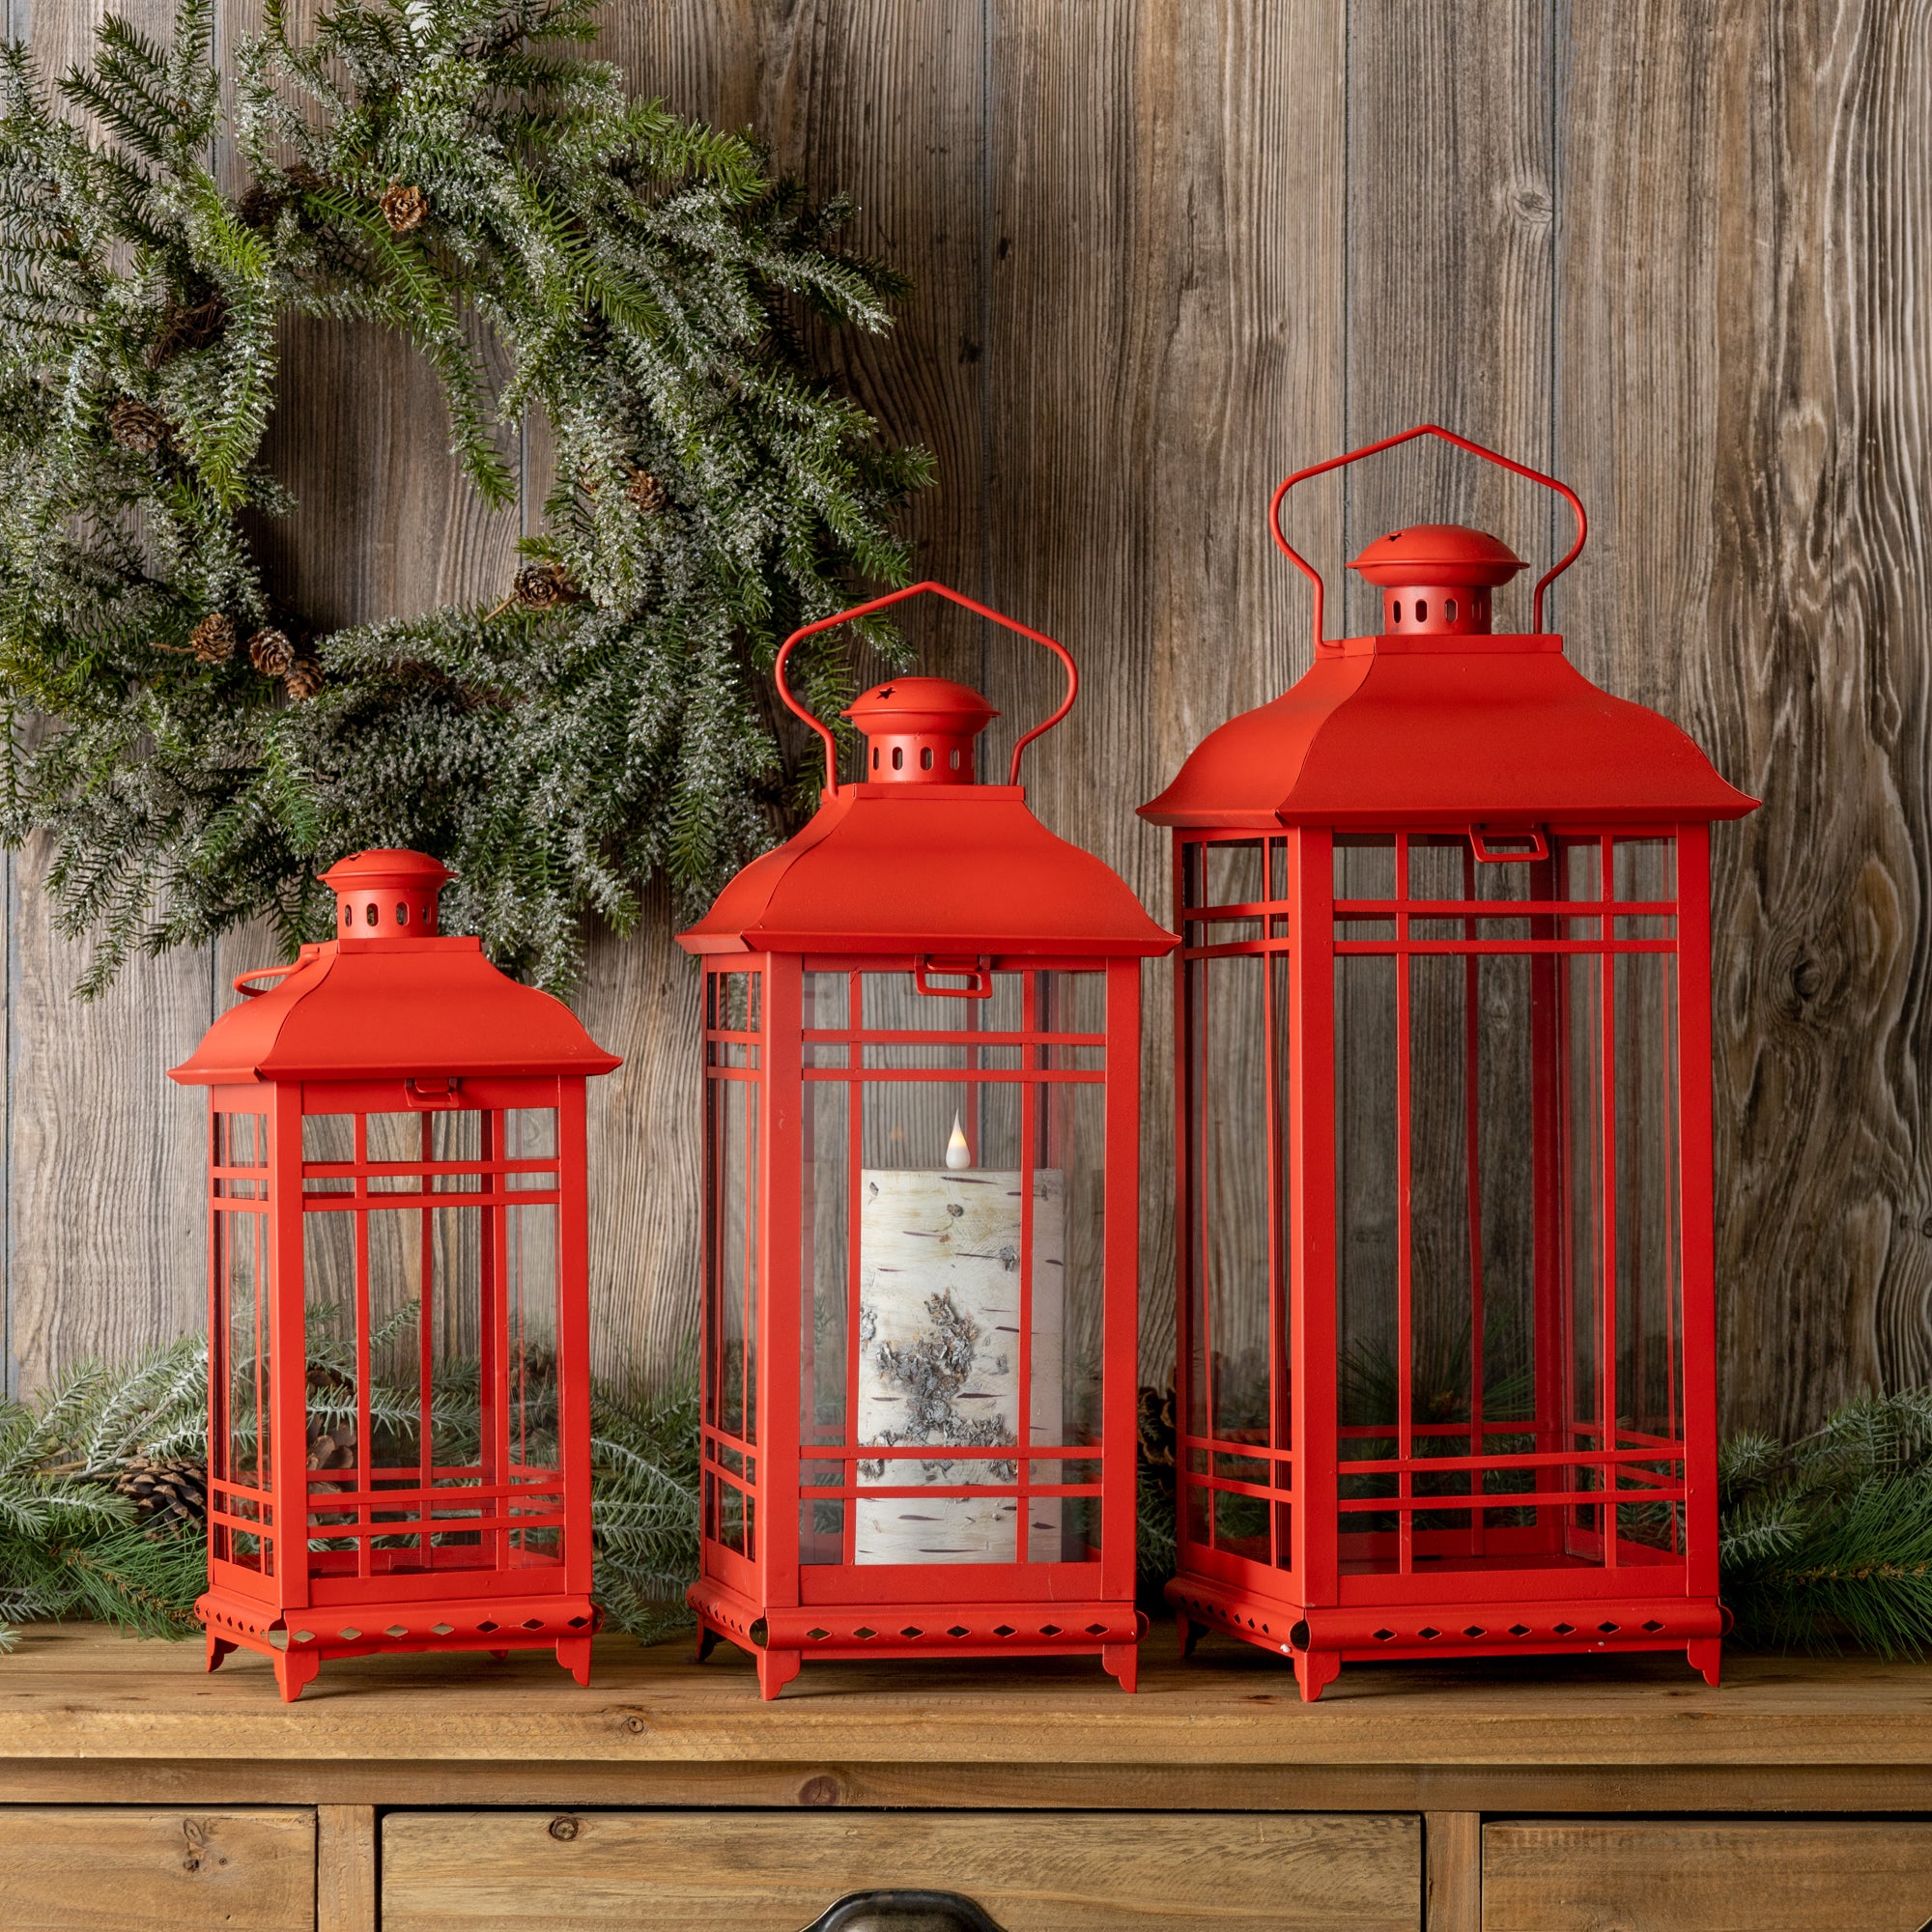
left=7, top=0, right=1927, bottom=1439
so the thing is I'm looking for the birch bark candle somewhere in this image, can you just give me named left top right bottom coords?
left=856, top=1116, right=1065, bottom=1564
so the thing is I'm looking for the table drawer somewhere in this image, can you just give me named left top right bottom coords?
left=1482, top=1819, right=1932, bottom=1931
left=0, top=1805, right=316, bottom=1931
left=382, top=1809, right=1421, bottom=1930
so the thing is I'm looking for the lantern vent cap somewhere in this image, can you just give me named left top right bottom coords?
left=842, top=675, right=999, bottom=786
left=1349, top=524, right=1526, bottom=588
left=321, top=848, right=450, bottom=939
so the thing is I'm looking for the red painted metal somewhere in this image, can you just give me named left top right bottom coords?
left=680, top=584, right=1175, bottom=1697
left=1143, top=431, right=1758, bottom=1699
left=171, top=851, right=620, bottom=1700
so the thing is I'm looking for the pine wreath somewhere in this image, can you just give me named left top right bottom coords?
left=0, top=0, right=930, bottom=994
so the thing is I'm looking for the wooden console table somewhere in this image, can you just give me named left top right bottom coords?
left=1, top=1622, right=1928, bottom=1930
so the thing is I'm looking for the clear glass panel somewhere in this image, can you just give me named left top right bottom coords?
left=712, top=1073, right=758, bottom=1447
left=1204, top=838, right=1265, bottom=909
left=1563, top=950, right=1606, bottom=1555
left=214, top=1208, right=270, bottom=1572
left=1334, top=834, right=1398, bottom=901
left=1614, top=951, right=1684, bottom=1552
left=301, top=1210, right=360, bottom=1556
left=506, top=1202, right=562, bottom=1564
left=802, top=1077, right=850, bottom=1486
left=1200, top=952, right=1269, bottom=1467
left=216, top=1113, right=268, bottom=1167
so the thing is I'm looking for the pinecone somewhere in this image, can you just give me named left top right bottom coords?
left=1137, top=1382, right=1178, bottom=1471
left=625, top=469, right=668, bottom=515
left=247, top=627, right=296, bottom=676
left=513, top=561, right=582, bottom=611
left=108, top=397, right=169, bottom=455
left=284, top=656, right=324, bottom=701
left=236, top=180, right=281, bottom=231
left=148, top=293, right=227, bottom=368
left=113, top=1457, right=208, bottom=1537
left=189, top=612, right=238, bottom=664
left=380, top=182, right=428, bottom=234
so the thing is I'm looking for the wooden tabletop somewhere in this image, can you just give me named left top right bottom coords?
left=4, top=1622, right=1930, bottom=1812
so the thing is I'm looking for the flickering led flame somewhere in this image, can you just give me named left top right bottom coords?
left=945, top=1112, right=973, bottom=1172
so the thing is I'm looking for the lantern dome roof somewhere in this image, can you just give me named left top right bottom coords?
left=1139, top=638, right=1758, bottom=830
left=1349, top=523, right=1525, bottom=586
left=170, top=849, right=620, bottom=1085
left=679, top=781, right=1176, bottom=957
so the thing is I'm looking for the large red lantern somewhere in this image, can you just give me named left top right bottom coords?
left=170, top=851, right=620, bottom=1700
left=1141, top=427, right=1758, bottom=1700
left=678, top=582, right=1175, bottom=1698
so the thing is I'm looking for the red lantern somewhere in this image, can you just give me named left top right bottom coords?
left=1140, top=427, right=1759, bottom=1700
left=678, top=583, right=1175, bottom=1698
left=170, top=851, right=620, bottom=1700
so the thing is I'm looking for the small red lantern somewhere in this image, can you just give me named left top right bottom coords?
left=678, top=582, right=1175, bottom=1698
left=1141, top=427, right=1758, bottom=1699
left=170, top=851, right=620, bottom=1700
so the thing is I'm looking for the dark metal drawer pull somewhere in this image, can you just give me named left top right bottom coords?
left=800, top=1889, right=1011, bottom=1932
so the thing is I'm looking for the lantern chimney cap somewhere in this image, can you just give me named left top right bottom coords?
left=843, top=676, right=998, bottom=786
left=320, top=848, right=450, bottom=939
left=1349, top=524, right=1526, bottom=588
left=842, top=675, right=999, bottom=738
left=320, top=848, right=452, bottom=893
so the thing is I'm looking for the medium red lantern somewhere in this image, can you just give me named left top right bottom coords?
left=170, top=850, right=620, bottom=1700
left=678, top=582, right=1175, bottom=1697
left=1141, top=427, right=1759, bottom=1700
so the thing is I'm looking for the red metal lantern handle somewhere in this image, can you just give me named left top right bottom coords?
left=232, top=963, right=298, bottom=1000
left=1267, top=423, right=1588, bottom=647
left=773, top=581, right=1078, bottom=797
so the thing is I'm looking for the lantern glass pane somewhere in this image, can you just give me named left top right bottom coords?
left=711, top=1072, right=758, bottom=1448
left=1199, top=952, right=1270, bottom=1556
left=213, top=1204, right=270, bottom=1572
left=1203, top=838, right=1264, bottom=909
left=301, top=1114, right=355, bottom=1193
left=1613, top=949, right=1685, bottom=1554
left=302, top=1208, right=359, bottom=1563
left=801, top=1075, right=849, bottom=1476
left=798, top=965, right=1108, bottom=1571
left=503, top=1108, right=558, bottom=1190
left=506, top=1202, right=563, bottom=1564
left=367, top=1112, right=425, bottom=1190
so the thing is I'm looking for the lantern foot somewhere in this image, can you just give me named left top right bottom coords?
left=695, top=1625, right=720, bottom=1665
left=204, top=1634, right=237, bottom=1674
left=1100, top=1642, right=1139, bottom=1693
left=1177, top=1615, right=1205, bottom=1661
left=488, top=1649, right=509, bottom=1661
left=555, top=1636, right=593, bottom=1688
left=1687, top=1638, right=1722, bottom=1688
left=1293, top=1648, right=1341, bottom=1703
left=271, top=1647, right=320, bottom=1704
left=756, top=1648, right=802, bottom=1700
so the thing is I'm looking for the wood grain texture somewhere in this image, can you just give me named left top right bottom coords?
left=1555, top=0, right=1932, bottom=1433
left=576, top=0, right=991, bottom=1383
left=8, top=0, right=1932, bottom=1442
left=982, top=0, right=1342, bottom=1381
left=1424, top=1811, right=1479, bottom=1932
left=1480, top=1819, right=1932, bottom=1932
left=6, top=1621, right=1932, bottom=1778
left=6, top=0, right=214, bottom=1399
left=380, top=1809, right=1422, bottom=1932
left=316, top=1804, right=377, bottom=1932
left=0, top=1804, right=316, bottom=1932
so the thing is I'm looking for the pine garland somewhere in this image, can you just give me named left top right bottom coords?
left=0, top=0, right=930, bottom=994
left=12, top=1341, right=1931, bottom=1662
left=0, top=1331, right=700, bottom=1651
